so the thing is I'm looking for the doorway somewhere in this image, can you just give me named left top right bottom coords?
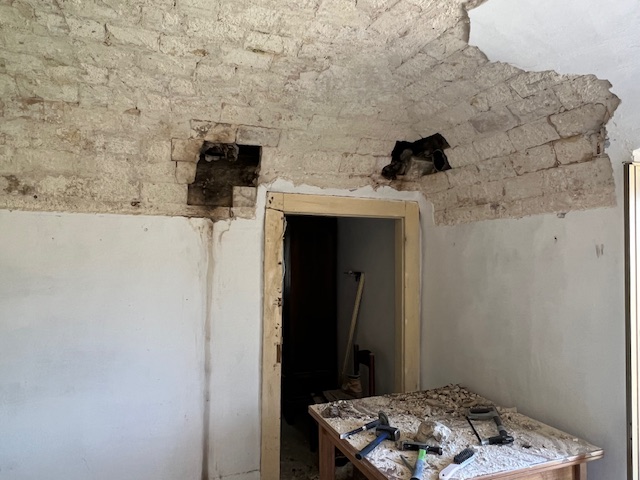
left=261, top=193, right=420, bottom=480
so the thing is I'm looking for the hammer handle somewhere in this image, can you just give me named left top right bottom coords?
left=356, top=431, right=390, bottom=460
left=410, top=448, right=427, bottom=480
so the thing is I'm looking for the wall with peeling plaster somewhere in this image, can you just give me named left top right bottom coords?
left=420, top=2, right=640, bottom=480
left=0, top=1, right=637, bottom=480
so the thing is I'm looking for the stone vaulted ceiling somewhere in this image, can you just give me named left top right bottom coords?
left=0, top=0, right=620, bottom=224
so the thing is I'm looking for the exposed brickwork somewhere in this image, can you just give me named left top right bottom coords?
left=0, top=0, right=619, bottom=224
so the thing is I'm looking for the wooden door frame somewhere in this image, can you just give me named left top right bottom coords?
left=260, top=192, right=421, bottom=480
left=626, top=163, right=640, bottom=480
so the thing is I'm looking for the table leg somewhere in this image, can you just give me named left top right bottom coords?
left=318, top=425, right=336, bottom=480
left=573, top=463, right=587, bottom=480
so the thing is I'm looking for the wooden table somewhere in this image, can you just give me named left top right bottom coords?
left=309, top=386, right=603, bottom=480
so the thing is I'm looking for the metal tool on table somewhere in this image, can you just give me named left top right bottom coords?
left=339, top=411, right=388, bottom=439
left=354, top=415, right=400, bottom=460
left=466, top=406, right=514, bottom=445
left=398, top=441, right=442, bottom=480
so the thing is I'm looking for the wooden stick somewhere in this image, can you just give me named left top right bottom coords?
left=341, top=272, right=365, bottom=384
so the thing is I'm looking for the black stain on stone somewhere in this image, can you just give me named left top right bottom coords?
left=3, top=175, right=35, bottom=196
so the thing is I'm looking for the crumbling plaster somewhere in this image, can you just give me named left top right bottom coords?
left=0, top=0, right=620, bottom=224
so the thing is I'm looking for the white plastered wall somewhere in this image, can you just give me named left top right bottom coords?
left=336, top=217, right=396, bottom=395
left=0, top=181, right=427, bottom=480
left=0, top=211, right=210, bottom=480
left=418, top=2, right=640, bottom=479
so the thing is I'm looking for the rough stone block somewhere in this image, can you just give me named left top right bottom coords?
left=439, top=122, right=477, bottom=148
left=143, top=139, right=172, bottom=164
left=508, top=70, right=565, bottom=98
left=446, top=164, right=480, bottom=188
left=232, top=186, right=257, bottom=207
left=316, top=135, right=360, bottom=153
left=67, top=15, right=105, bottom=40
left=81, top=64, right=109, bottom=85
left=175, top=161, right=197, bottom=184
left=220, top=104, right=261, bottom=127
left=470, top=83, right=519, bottom=112
left=338, top=154, right=377, bottom=175
left=446, top=144, right=480, bottom=168
left=222, top=47, right=273, bottom=69
left=203, top=123, right=237, bottom=143
left=553, top=135, right=594, bottom=165
left=427, top=187, right=458, bottom=211
left=0, top=74, right=17, bottom=96
left=107, top=24, right=159, bottom=50
left=511, top=144, right=557, bottom=175
left=549, top=104, right=608, bottom=137
left=541, top=156, right=613, bottom=194
left=507, top=89, right=561, bottom=123
left=422, top=21, right=469, bottom=61
left=435, top=203, right=499, bottom=226
left=507, top=119, right=560, bottom=151
left=356, top=138, right=396, bottom=156
left=171, top=138, right=203, bottom=162
left=457, top=180, right=504, bottom=207
left=237, top=125, right=281, bottom=147
left=473, top=62, right=522, bottom=90
left=470, top=107, right=519, bottom=134
left=169, top=78, right=196, bottom=96
left=553, top=76, right=620, bottom=115
left=416, top=171, right=450, bottom=193
left=300, top=151, right=342, bottom=174
left=141, top=182, right=187, bottom=205
left=472, top=132, right=515, bottom=160
left=476, top=156, right=516, bottom=181
left=244, top=31, right=287, bottom=55
left=231, top=206, right=256, bottom=219
left=503, top=173, right=543, bottom=201
left=159, top=35, right=209, bottom=57
left=16, top=77, right=78, bottom=103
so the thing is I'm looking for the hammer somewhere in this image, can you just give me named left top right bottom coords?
left=340, top=412, right=388, bottom=439
left=398, top=441, right=442, bottom=480
left=355, top=421, right=400, bottom=460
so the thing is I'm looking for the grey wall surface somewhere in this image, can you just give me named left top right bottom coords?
left=336, top=217, right=396, bottom=395
left=0, top=211, right=210, bottom=480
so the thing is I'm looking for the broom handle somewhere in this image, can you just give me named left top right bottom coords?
left=341, top=273, right=365, bottom=384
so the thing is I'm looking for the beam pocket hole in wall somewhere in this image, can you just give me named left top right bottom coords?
left=187, top=142, right=261, bottom=207
left=381, top=133, right=451, bottom=180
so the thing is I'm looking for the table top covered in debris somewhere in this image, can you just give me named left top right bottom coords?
left=308, top=385, right=603, bottom=480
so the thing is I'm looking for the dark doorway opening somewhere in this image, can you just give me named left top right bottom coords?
left=279, top=215, right=396, bottom=480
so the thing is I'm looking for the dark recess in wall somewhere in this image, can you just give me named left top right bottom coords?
left=187, top=142, right=261, bottom=207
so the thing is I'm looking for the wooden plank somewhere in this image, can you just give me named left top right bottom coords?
left=282, top=193, right=406, bottom=218
left=260, top=208, right=285, bottom=480
left=403, top=201, right=420, bottom=392
left=318, top=426, right=336, bottom=480
left=573, top=462, right=587, bottom=480
left=394, top=218, right=404, bottom=393
left=266, top=192, right=284, bottom=211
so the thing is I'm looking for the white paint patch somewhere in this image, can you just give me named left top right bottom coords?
left=0, top=211, right=211, bottom=480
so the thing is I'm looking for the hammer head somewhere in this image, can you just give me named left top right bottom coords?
left=376, top=424, right=400, bottom=441
left=397, top=440, right=443, bottom=455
